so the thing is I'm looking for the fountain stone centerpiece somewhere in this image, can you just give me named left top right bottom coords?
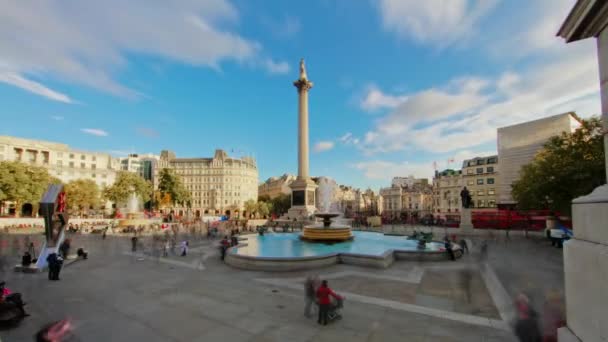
left=300, top=212, right=353, bottom=242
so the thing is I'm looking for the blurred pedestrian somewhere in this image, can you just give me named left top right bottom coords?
left=304, top=275, right=317, bottom=318
left=542, top=291, right=566, bottom=342
left=180, top=240, right=188, bottom=257
left=131, top=235, right=138, bottom=252
left=459, top=239, right=469, bottom=254
left=514, top=293, right=541, bottom=342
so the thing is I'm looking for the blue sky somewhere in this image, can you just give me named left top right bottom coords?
left=0, top=0, right=601, bottom=190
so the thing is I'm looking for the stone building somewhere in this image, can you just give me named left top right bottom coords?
left=120, top=153, right=159, bottom=184
left=380, top=183, right=433, bottom=219
left=258, top=174, right=295, bottom=199
left=461, top=155, right=499, bottom=209
left=497, top=112, right=580, bottom=208
left=432, top=169, right=463, bottom=217
left=0, top=135, right=119, bottom=215
left=391, top=176, right=428, bottom=188
left=156, top=149, right=258, bottom=218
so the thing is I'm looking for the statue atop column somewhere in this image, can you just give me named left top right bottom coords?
left=299, top=58, right=307, bottom=80
left=460, top=186, right=472, bottom=209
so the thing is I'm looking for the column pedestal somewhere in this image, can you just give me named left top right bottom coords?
left=459, top=208, right=474, bottom=232
left=287, top=178, right=318, bottom=221
left=559, top=184, right=608, bottom=342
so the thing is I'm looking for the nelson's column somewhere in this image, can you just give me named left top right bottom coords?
left=287, top=59, right=318, bottom=220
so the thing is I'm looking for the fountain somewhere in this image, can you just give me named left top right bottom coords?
left=300, top=212, right=353, bottom=242
left=117, top=193, right=159, bottom=228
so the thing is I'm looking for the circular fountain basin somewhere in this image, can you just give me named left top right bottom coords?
left=225, top=231, right=461, bottom=271
left=300, top=225, right=353, bottom=242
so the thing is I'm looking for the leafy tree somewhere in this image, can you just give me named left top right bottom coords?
left=512, top=117, right=606, bottom=214
left=0, top=161, right=60, bottom=216
left=64, top=179, right=101, bottom=215
left=244, top=199, right=258, bottom=218
left=257, top=201, right=270, bottom=218
left=103, top=171, right=152, bottom=205
left=153, top=191, right=172, bottom=210
left=270, top=193, right=291, bottom=216
left=156, top=168, right=191, bottom=208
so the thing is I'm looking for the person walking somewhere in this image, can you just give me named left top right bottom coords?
left=444, top=237, right=455, bottom=261
left=514, top=293, right=541, bottom=342
left=459, top=239, right=469, bottom=254
left=180, top=240, right=188, bottom=257
left=304, top=276, right=316, bottom=318
left=220, top=236, right=230, bottom=261
left=131, top=235, right=138, bottom=252
left=46, top=252, right=62, bottom=281
left=316, top=280, right=342, bottom=326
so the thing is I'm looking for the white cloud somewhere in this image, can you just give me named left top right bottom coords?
left=361, top=45, right=599, bottom=154
left=360, top=85, right=409, bottom=111
left=339, top=132, right=360, bottom=145
left=377, top=0, right=498, bottom=47
left=0, top=71, right=72, bottom=103
left=262, top=15, right=301, bottom=39
left=51, top=115, right=64, bottom=121
left=263, top=59, right=290, bottom=74
left=81, top=128, right=109, bottom=137
left=0, top=0, right=279, bottom=99
left=313, top=141, right=335, bottom=153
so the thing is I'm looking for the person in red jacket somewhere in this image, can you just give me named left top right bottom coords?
left=316, top=280, right=342, bottom=325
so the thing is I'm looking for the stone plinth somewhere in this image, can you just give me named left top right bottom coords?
left=459, top=208, right=474, bottom=232
left=560, top=185, right=608, bottom=342
left=300, top=226, right=353, bottom=242
left=287, top=177, right=317, bottom=220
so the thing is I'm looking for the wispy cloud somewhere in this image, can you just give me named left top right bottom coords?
left=360, top=85, right=408, bottom=111
left=0, top=0, right=283, bottom=98
left=377, top=0, right=499, bottom=47
left=136, top=127, right=159, bottom=138
left=313, top=141, right=335, bottom=153
left=51, top=115, right=64, bottom=121
left=0, top=72, right=72, bottom=103
left=81, top=128, right=109, bottom=137
left=263, top=59, right=290, bottom=75
left=261, top=14, right=301, bottom=39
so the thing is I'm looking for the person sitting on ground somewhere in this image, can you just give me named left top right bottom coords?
left=76, top=248, right=88, bottom=259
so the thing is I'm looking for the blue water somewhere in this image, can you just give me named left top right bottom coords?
left=230, top=231, right=443, bottom=258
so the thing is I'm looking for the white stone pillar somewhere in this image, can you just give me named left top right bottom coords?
left=297, top=84, right=310, bottom=179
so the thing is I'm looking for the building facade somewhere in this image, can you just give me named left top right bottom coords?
left=432, top=169, right=463, bottom=217
left=156, top=149, right=258, bottom=217
left=461, top=155, right=499, bottom=209
left=380, top=184, right=433, bottom=219
left=258, top=174, right=295, bottom=199
left=497, top=112, right=580, bottom=207
left=0, top=135, right=119, bottom=190
left=391, top=176, right=429, bottom=188
left=119, top=153, right=159, bottom=184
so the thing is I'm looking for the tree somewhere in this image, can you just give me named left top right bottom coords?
left=156, top=168, right=191, bottom=208
left=512, top=117, right=606, bottom=214
left=244, top=199, right=257, bottom=218
left=0, top=161, right=60, bottom=216
left=270, top=193, right=291, bottom=216
left=64, top=179, right=101, bottom=215
left=153, top=191, right=172, bottom=210
left=103, top=171, right=152, bottom=205
left=257, top=201, right=270, bottom=218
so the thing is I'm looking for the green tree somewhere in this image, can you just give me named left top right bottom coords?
left=0, top=161, right=60, bottom=216
left=512, top=117, right=606, bottom=214
left=270, top=193, right=291, bottom=216
left=64, top=179, right=101, bottom=215
left=103, top=171, right=152, bottom=205
left=156, top=168, right=191, bottom=208
left=257, top=201, right=270, bottom=218
left=244, top=199, right=257, bottom=218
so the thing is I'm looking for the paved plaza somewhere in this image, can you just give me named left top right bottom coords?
left=0, top=230, right=564, bottom=341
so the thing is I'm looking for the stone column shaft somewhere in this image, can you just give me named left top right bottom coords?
left=298, top=87, right=309, bottom=179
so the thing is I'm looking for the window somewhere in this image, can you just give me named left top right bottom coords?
left=57, top=152, right=63, bottom=158
left=467, top=169, right=473, bottom=175
left=487, top=178, right=495, bottom=184
left=80, top=163, right=85, bottom=169
left=101, top=174, right=107, bottom=179
left=57, top=160, right=63, bottom=167
left=92, top=156, right=96, bottom=161
left=69, top=153, right=74, bottom=159
left=487, top=166, right=494, bottom=173
left=488, top=157, right=497, bottom=164
left=477, top=179, right=484, bottom=185
left=467, top=180, right=474, bottom=186
left=488, top=200, right=496, bottom=207
left=69, top=161, right=74, bottom=168
left=92, top=174, right=96, bottom=178
left=91, top=164, right=96, bottom=170
left=476, top=168, right=483, bottom=174
left=478, top=200, right=485, bottom=207
left=477, top=190, right=484, bottom=196
left=81, top=155, right=85, bottom=160
left=488, top=189, right=495, bottom=195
